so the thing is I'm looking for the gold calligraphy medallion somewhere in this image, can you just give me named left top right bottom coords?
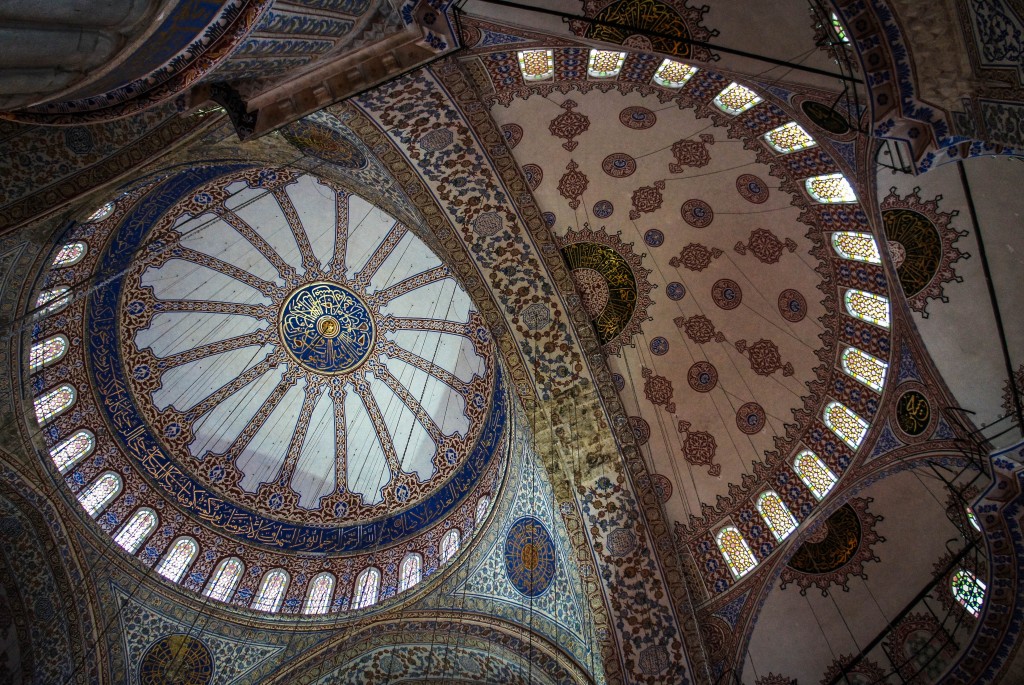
left=279, top=282, right=376, bottom=374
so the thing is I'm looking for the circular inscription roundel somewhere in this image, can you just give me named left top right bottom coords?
left=279, top=282, right=375, bottom=374
left=895, top=389, right=932, bottom=437
left=504, top=516, right=557, bottom=597
left=140, top=635, right=213, bottom=685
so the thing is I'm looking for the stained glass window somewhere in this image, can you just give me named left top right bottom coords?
left=476, top=496, right=491, bottom=527
left=204, top=557, right=244, bottom=602
left=806, top=173, right=857, bottom=203
left=36, top=287, right=71, bottom=316
left=78, top=471, right=122, bottom=517
left=794, top=449, right=838, bottom=500
left=34, top=383, right=76, bottom=425
left=30, top=335, right=69, bottom=371
left=52, top=242, right=87, bottom=268
left=588, top=49, right=626, bottom=78
left=831, top=12, right=850, bottom=43
left=824, top=401, right=869, bottom=449
left=756, top=491, right=798, bottom=541
left=845, top=289, right=891, bottom=328
left=764, top=122, right=817, bottom=153
left=841, top=347, right=888, bottom=392
left=50, top=429, right=95, bottom=473
left=966, top=507, right=981, bottom=532
left=303, top=572, right=335, bottom=614
left=951, top=569, right=986, bottom=617
left=114, top=507, right=157, bottom=554
left=156, top=537, right=198, bottom=583
left=831, top=232, right=881, bottom=264
left=399, top=553, right=422, bottom=593
left=713, top=82, right=763, bottom=115
left=716, top=526, right=757, bottom=578
left=352, top=567, right=381, bottom=609
left=86, top=201, right=114, bottom=222
left=652, top=58, right=698, bottom=88
left=517, top=50, right=554, bottom=81
left=252, top=569, right=289, bottom=612
left=440, top=528, right=460, bottom=564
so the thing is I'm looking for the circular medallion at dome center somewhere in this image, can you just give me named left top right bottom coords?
left=279, top=282, right=375, bottom=374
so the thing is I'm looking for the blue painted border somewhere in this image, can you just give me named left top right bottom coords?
left=86, top=163, right=504, bottom=553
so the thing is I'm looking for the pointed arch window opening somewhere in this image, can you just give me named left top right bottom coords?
left=764, top=122, right=817, bottom=153
left=475, top=495, right=491, bottom=527
left=34, top=383, right=76, bottom=425
left=204, top=557, right=245, bottom=603
left=517, top=50, right=554, bottom=81
left=951, top=569, right=986, bottom=617
left=794, top=449, right=838, bottom=500
left=35, top=287, right=71, bottom=317
left=652, top=58, right=698, bottom=88
left=86, top=201, right=115, bottom=223
left=713, top=82, right=763, bottom=115
left=52, top=242, right=88, bottom=268
left=440, top=528, right=460, bottom=564
left=252, top=569, right=289, bottom=612
left=352, top=567, right=381, bottom=609
left=841, top=347, right=888, bottom=392
left=824, top=401, right=869, bottom=449
left=716, top=526, right=757, bottom=578
left=806, top=173, right=857, bottom=203
left=831, top=12, right=850, bottom=43
left=845, top=289, right=891, bottom=329
left=756, top=491, right=799, bottom=541
left=156, top=537, right=198, bottom=583
left=30, top=335, right=69, bottom=371
left=78, top=471, right=122, bottom=517
left=588, top=49, right=627, bottom=78
left=831, top=232, right=882, bottom=264
left=50, top=429, right=95, bottom=473
left=966, top=507, right=981, bottom=532
left=399, top=553, right=422, bottom=593
left=303, top=572, right=336, bottom=614
left=113, top=507, right=157, bottom=554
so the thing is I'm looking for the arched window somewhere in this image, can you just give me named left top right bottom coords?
left=440, top=529, right=460, bottom=564
left=831, top=232, right=881, bottom=264
left=86, top=201, right=114, bottom=222
left=841, top=347, right=888, bottom=392
left=951, top=569, right=986, bottom=617
left=966, top=507, right=981, bottom=532
left=652, top=58, right=697, bottom=88
left=756, top=491, right=798, bottom=541
left=52, top=242, right=88, bottom=268
left=156, top=537, right=198, bottom=583
left=78, top=471, right=122, bottom=517
left=475, top=496, right=491, bottom=527
left=844, top=289, right=890, bottom=328
left=824, top=401, right=869, bottom=449
left=806, top=173, right=857, bottom=203
left=716, top=526, right=757, bottom=578
left=764, top=122, right=817, bottom=154
left=34, top=383, right=76, bottom=425
left=793, top=449, right=838, bottom=500
left=252, top=569, right=289, bottom=612
left=831, top=12, right=850, bottom=43
left=113, top=507, right=157, bottom=553
left=204, top=557, right=244, bottom=602
left=35, top=287, right=71, bottom=316
left=517, top=49, right=553, bottom=81
left=50, top=429, right=95, bottom=472
left=399, top=553, right=422, bottom=593
left=588, top=49, right=626, bottom=78
left=30, top=335, right=69, bottom=371
left=713, top=82, right=762, bottom=115
left=352, top=567, right=381, bottom=609
left=303, top=572, right=336, bottom=614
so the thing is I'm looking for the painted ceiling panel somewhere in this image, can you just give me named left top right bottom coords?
left=141, top=259, right=272, bottom=305
left=290, top=387, right=339, bottom=508
left=177, top=212, right=284, bottom=286
left=237, top=378, right=308, bottom=491
left=391, top=329, right=485, bottom=383
left=153, top=343, right=277, bottom=413
left=135, top=311, right=268, bottom=359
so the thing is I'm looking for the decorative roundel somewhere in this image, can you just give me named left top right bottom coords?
left=666, top=282, right=687, bottom=301
left=649, top=336, right=669, bottom=356
left=606, top=527, right=638, bottom=556
left=504, top=516, right=557, bottom=597
left=602, top=153, right=637, bottom=178
left=501, top=123, right=524, bottom=149
left=736, top=402, right=766, bottom=434
left=778, top=289, right=807, bottom=323
left=629, top=416, right=651, bottom=445
left=523, top=163, right=543, bottom=190
left=895, top=389, right=932, bottom=437
left=687, top=362, right=718, bottom=393
left=736, top=174, right=769, bottom=204
left=619, top=106, right=657, bottom=130
left=644, top=229, right=665, bottom=247
left=801, top=100, right=852, bottom=135
left=711, top=279, right=742, bottom=311
left=649, top=473, right=673, bottom=503
left=593, top=200, right=614, bottom=219
left=543, top=212, right=556, bottom=228
left=281, top=117, right=368, bottom=170
left=612, top=373, right=625, bottom=391
left=140, top=635, right=213, bottom=685
left=681, top=199, right=714, bottom=228
left=279, top=283, right=375, bottom=374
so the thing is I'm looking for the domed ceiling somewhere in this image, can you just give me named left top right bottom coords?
left=31, top=163, right=505, bottom=609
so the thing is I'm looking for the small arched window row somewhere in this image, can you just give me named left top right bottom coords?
left=475, top=495, right=491, bottom=527
left=716, top=526, right=757, bottom=579
left=764, top=122, right=817, bottom=154
left=756, top=491, right=798, bottom=542
left=50, top=428, right=95, bottom=473
left=440, top=528, right=460, bottom=565
left=844, top=289, right=891, bottom=329
left=713, top=82, right=763, bottom=115
left=78, top=471, right=122, bottom=517
left=793, top=448, right=838, bottom=501
left=303, top=572, right=336, bottom=615
left=587, top=49, right=627, bottom=78
left=831, top=232, right=881, bottom=264
left=951, top=568, right=986, bottom=618
left=35, top=287, right=72, bottom=317
left=252, top=569, right=290, bottom=613
left=806, top=173, right=857, bottom=203
left=86, top=201, right=115, bottom=223
left=34, top=383, right=76, bottom=425
left=352, top=566, right=381, bottom=610
left=30, top=335, right=69, bottom=371
left=156, top=536, right=198, bottom=583
left=399, top=553, right=423, bottom=594
left=841, top=347, right=888, bottom=392
left=51, top=241, right=88, bottom=268
left=114, top=507, right=157, bottom=554
left=824, top=400, right=869, bottom=450
left=204, top=557, right=245, bottom=603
